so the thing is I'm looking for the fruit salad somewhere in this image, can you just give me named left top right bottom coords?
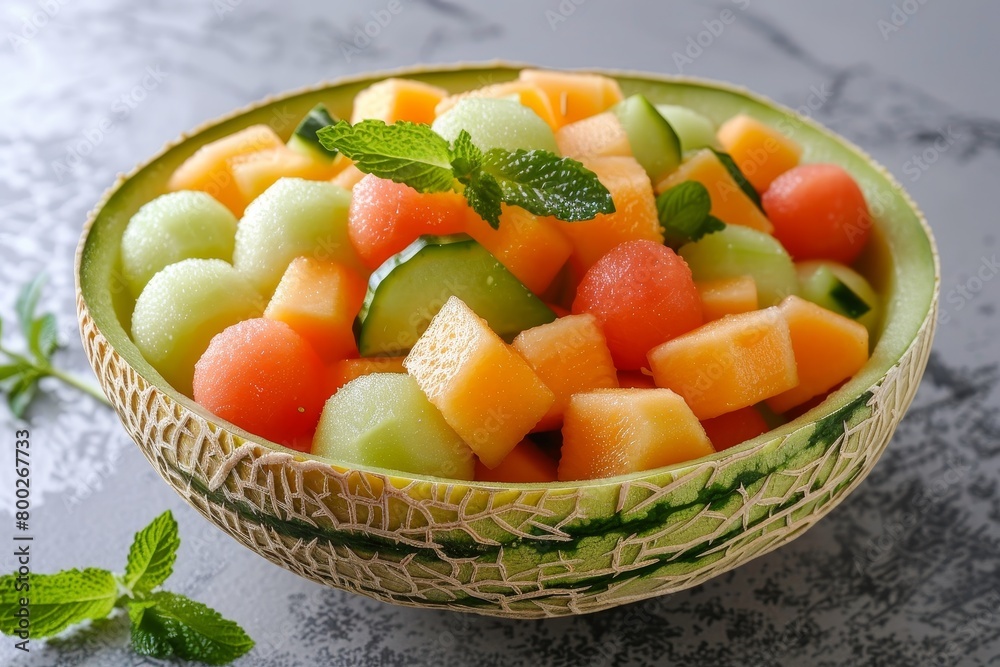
left=121, top=69, right=880, bottom=483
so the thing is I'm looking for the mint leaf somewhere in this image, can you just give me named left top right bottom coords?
left=123, top=510, right=180, bottom=595
left=29, top=313, right=59, bottom=361
left=449, top=129, right=482, bottom=180
left=463, top=173, right=504, bottom=229
left=711, top=148, right=762, bottom=209
left=317, top=120, right=454, bottom=192
left=0, top=568, right=118, bottom=638
left=481, top=148, right=615, bottom=222
left=1, top=275, right=112, bottom=417
left=657, top=181, right=726, bottom=248
left=128, top=591, right=254, bottom=665
left=15, top=274, right=46, bottom=340
left=7, top=371, right=40, bottom=419
left=449, top=131, right=503, bottom=227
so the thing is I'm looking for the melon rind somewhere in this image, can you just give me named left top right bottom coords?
left=76, top=63, right=939, bottom=618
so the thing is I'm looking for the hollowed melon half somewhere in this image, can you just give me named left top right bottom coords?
left=76, top=63, right=938, bottom=618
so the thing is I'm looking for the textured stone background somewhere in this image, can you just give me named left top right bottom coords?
left=1, top=1, right=998, bottom=665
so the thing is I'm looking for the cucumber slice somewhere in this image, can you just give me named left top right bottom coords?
left=679, top=225, right=798, bottom=307
left=357, top=235, right=555, bottom=356
left=796, top=260, right=881, bottom=338
left=612, top=94, right=682, bottom=183
left=655, top=104, right=718, bottom=153
left=312, top=373, right=475, bottom=480
left=287, top=104, right=339, bottom=161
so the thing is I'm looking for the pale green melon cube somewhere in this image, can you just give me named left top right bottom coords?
left=313, top=373, right=475, bottom=480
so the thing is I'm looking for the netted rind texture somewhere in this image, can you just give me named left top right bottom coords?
left=77, top=289, right=936, bottom=618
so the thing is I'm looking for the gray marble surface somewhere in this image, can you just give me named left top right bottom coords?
left=1, top=1, right=999, bottom=665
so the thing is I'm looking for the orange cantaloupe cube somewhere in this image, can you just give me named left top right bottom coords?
left=328, top=356, right=406, bottom=394
left=435, top=81, right=561, bottom=130
left=647, top=307, right=798, bottom=419
left=518, top=69, right=624, bottom=127
left=167, top=124, right=284, bottom=216
left=474, top=439, right=558, bottom=483
left=555, top=111, right=631, bottom=159
left=330, top=163, right=366, bottom=190
left=230, top=146, right=340, bottom=206
left=403, top=297, right=555, bottom=468
left=655, top=149, right=774, bottom=234
left=765, top=296, right=869, bottom=414
left=555, top=156, right=663, bottom=271
left=264, top=257, right=367, bottom=363
left=696, top=275, right=759, bottom=321
left=464, top=205, right=573, bottom=295
left=512, top=313, right=619, bottom=432
left=558, top=388, right=715, bottom=481
left=717, top=114, right=802, bottom=193
left=350, top=78, right=448, bottom=125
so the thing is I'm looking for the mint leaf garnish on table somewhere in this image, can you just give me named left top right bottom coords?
left=318, top=119, right=615, bottom=229
left=0, top=274, right=111, bottom=418
left=0, top=511, right=254, bottom=665
left=656, top=181, right=726, bottom=248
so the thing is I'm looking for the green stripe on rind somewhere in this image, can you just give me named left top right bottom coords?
left=179, top=392, right=872, bottom=604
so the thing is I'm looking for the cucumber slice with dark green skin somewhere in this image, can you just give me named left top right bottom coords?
left=357, top=235, right=556, bottom=356
left=287, top=104, right=339, bottom=161
left=655, top=104, right=718, bottom=153
left=796, top=260, right=881, bottom=338
left=612, top=94, right=682, bottom=183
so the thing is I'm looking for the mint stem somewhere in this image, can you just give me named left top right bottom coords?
left=47, top=366, right=112, bottom=407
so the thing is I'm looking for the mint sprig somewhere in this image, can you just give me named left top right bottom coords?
left=318, top=119, right=455, bottom=192
left=318, top=119, right=615, bottom=229
left=0, top=511, right=254, bottom=665
left=0, top=274, right=111, bottom=418
left=657, top=181, right=726, bottom=248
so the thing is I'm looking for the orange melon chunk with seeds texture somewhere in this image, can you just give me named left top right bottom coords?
left=230, top=146, right=339, bottom=206
left=555, top=156, right=663, bottom=272
left=403, top=297, right=555, bottom=468
left=766, top=296, right=869, bottom=414
left=558, top=388, right=715, bottom=481
left=264, top=257, right=367, bottom=363
left=512, top=313, right=618, bottom=432
left=464, top=205, right=573, bottom=295
left=655, top=149, right=774, bottom=234
left=647, top=307, right=798, bottom=419
left=717, top=114, right=802, bottom=193
left=434, top=81, right=560, bottom=130
left=350, top=78, right=448, bottom=125
left=696, top=276, right=759, bottom=321
left=555, top=112, right=631, bottom=159
left=518, top=69, right=623, bottom=127
left=475, top=440, right=558, bottom=484
left=167, top=124, right=284, bottom=216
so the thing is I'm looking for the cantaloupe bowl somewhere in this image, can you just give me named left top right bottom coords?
left=75, top=63, right=939, bottom=618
